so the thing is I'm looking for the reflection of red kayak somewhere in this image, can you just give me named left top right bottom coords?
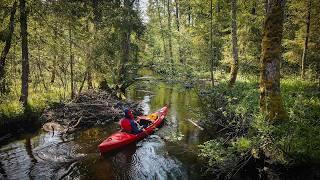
left=98, top=105, right=169, bottom=154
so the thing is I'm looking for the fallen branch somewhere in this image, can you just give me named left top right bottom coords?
left=65, top=117, right=82, bottom=133
left=187, top=119, right=204, bottom=130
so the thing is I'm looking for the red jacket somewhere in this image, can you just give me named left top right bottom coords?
left=120, top=118, right=132, bottom=132
left=119, top=117, right=142, bottom=134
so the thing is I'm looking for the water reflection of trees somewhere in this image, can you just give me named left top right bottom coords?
left=0, top=160, right=7, bottom=178
left=25, top=137, right=38, bottom=163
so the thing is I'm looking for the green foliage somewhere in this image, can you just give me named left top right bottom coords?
left=164, top=132, right=184, bottom=142
left=275, top=87, right=320, bottom=162
left=0, top=86, right=65, bottom=121
left=199, top=75, right=320, bottom=172
left=198, top=73, right=259, bottom=135
left=232, top=137, right=251, bottom=152
left=1, top=0, right=146, bottom=120
left=0, top=96, right=23, bottom=119
left=199, top=140, right=231, bottom=166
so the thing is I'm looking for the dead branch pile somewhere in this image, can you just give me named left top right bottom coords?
left=41, top=90, right=142, bottom=132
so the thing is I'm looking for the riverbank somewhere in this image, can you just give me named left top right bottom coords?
left=0, top=90, right=142, bottom=143
left=197, top=74, right=320, bottom=178
left=0, top=88, right=66, bottom=139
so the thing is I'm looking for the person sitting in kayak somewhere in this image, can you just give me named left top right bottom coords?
left=119, top=109, right=143, bottom=134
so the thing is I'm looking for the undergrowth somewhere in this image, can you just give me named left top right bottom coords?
left=0, top=86, right=68, bottom=121
left=197, top=74, right=320, bottom=177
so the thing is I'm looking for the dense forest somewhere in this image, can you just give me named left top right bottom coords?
left=0, top=0, right=320, bottom=179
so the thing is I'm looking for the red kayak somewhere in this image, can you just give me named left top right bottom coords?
left=98, top=105, right=169, bottom=154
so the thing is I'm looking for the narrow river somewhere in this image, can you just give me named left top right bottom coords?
left=0, top=77, right=210, bottom=179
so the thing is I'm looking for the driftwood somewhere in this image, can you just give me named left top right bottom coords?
left=187, top=119, right=204, bottom=131
left=41, top=90, right=142, bottom=133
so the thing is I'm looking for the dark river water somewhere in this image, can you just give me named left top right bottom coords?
left=0, top=76, right=210, bottom=179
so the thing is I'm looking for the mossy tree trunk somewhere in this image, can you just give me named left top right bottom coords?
left=259, top=0, right=288, bottom=121
left=229, top=0, right=239, bottom=87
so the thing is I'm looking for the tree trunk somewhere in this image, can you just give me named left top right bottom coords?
left=51, top=55, right=57, bottom=83
left=265, top=0, right=270, bottom=14
left=317, top=57, right=320, bottom=89
left=210, top=0, right=214, bottom=87
left=118, top=1, right=133, bottom=93
left=155, top=0, right=168, bottom=62
left=318, top=69, right=320, bottom=89
left=69, top=27, right=75, bottom=99
left=86, top=20, right=93, bottom=89
left=0, top=1, right=17, bottom=93
left=167, top=0, right=173, bottom=69
left=259, top=0, right=287, bottom=121
left=301, top=0, right=311, bottom=79
left=87, top=67, right=93, bottom=89
left=51, top=27, right=58, bottom=84
left=19, top=0, right=30, bottom=108
left=229, top=0, right=239, bottom=87
left=78, top=71, right=87, bottom=94
left=175, top=0, right=183, bottom=64
left=87, top=0, right=100, bottom=89
left=35, top=27, right=47, bottom=91
left=92, top=0, right=101, bottom=29
left=216, top=0, right=220, bottom=13
left=188, top=6, right=192, bottom=26
left=119, top=29, right=131, bottom=91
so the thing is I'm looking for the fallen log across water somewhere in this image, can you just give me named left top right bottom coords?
left=41, top=90, right=143, bottom=133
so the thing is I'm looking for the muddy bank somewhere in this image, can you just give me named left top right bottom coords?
left=41, top=90, right=143, bottom=133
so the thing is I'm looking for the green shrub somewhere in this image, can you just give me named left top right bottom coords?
left=0, top=100, right=24, bottom=119
left=198, top=74, right=320, bottom=173
left=232, top=137, right=252, bottom=152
